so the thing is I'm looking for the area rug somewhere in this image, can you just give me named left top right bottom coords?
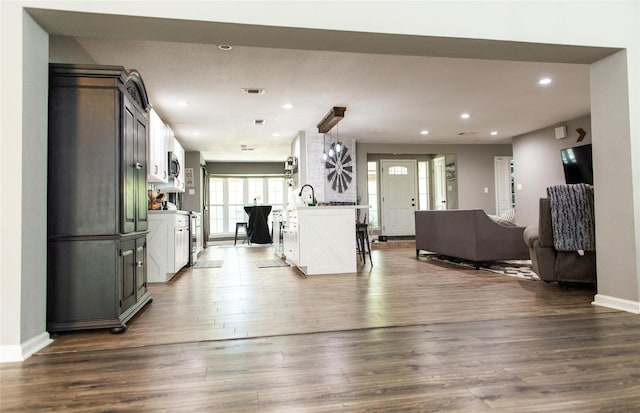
left=427, top=255, right=540, bottom=281
left=255, top=259, right=290, bottom=268
left=192, top=260, right=224, bottom=269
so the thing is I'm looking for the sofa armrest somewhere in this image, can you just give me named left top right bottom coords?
left=523, top=226, right=539, bottom=248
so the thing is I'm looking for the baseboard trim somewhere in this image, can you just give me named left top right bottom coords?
left=0, top=332, right=53, bottom=363
left=592, top=294, right=640, bottom=314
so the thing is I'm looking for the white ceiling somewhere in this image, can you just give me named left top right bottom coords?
left=34, top=9, right=598, bottom=162
left=76, top=37, right=591, bottom=162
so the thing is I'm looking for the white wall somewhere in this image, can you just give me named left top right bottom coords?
left=0, top=5, right=52, bottom=362
left=2, top=0, right=639, bottom=361
left=591, top=50, right=640, bottom=308
left=513, top=115, right=592, bottom=227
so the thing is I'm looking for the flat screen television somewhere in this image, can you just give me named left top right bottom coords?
left=560, top=144, right=593, bottom=185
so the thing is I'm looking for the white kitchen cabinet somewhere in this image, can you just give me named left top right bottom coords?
left=283, top=211, right=299, bottom=265
left=284, top=206, right=364, bottom=275
left=147, top=108, right=168, bottom=183
left=147, top=211, right=190, bottom=282
left=174, top=222, right=189, bottom=272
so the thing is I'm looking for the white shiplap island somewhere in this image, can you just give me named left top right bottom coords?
left=283, top=205, right=369, bottom=275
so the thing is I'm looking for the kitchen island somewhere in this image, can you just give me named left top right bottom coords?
left=283, top=205, right=369, bottom=275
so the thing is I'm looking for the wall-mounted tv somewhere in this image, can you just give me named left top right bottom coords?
left=560, top=144, right=593, bottom=185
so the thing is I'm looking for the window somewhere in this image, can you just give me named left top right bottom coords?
left=247, top=178, right=264, bottom=204
left=209, top=177, right=224, bottom=233
left=268, top=178, right=284, bottom=206
left=418, top=161, right=430, bottom=210
left=227, top=178, right=245, bottom=233
left=208, top=176, right=287, bottom=237
left=367, top=161, right=379, bottom=228
left=388, top=165, right=408, bottom=175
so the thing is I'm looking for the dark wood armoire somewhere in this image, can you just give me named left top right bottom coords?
left=47, top=64, right=153, bottom=333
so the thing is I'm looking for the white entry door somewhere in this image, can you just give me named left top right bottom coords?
left=433, top=156, right=447, bottom=210
left=494, top=156, right=514, bottom=215
left=380, top=160, right=417, bottom=236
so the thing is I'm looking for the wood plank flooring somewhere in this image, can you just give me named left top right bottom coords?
left=2, top=245, right=639, bottom=412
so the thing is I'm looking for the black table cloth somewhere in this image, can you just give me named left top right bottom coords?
left=243, top=205, right=273, bottom=244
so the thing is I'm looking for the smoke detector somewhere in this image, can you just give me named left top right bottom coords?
left=242, top=88, right=266, bottom=95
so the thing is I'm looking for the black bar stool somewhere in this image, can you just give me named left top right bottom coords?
left=234, top=222, right=249, bottom=245
left=355, top=214, right=373, bottom=265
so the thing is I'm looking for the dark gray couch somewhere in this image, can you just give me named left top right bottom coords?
left=415, top=209, right=530, bottom=264
left=523, top=198, right=596, bottom=284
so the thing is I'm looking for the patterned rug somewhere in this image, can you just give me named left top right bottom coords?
left=255, top=259, right=290, bottom=268
left=192, top=260, right=224, bottom=269
left=426, top=255, right=540, bottom=281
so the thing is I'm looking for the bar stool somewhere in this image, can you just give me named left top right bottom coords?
left=355, top=215, right=373, bottom=265
left=234, top=222, right=250, bottom=246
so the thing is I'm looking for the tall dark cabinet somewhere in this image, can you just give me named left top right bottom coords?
left=48, top=64, right=153, bottom=333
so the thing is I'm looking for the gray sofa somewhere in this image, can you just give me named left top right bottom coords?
left=415, top=209, right=530, bottom=265
left=523, top=198, right=596, bottom=284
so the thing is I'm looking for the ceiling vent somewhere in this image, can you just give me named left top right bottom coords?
left=457, top=132, right=477, bottom=136
left=253, top=119, right=265, bottom=126
left=242, top=88, right=266, bottom=94
left=240, top=145, right=254, bottom=151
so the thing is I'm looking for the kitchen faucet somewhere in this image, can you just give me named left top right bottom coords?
left=298, top=184, right=317, bottom=206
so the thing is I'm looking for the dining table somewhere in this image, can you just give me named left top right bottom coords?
left=243, top=205, right=273, bottom=244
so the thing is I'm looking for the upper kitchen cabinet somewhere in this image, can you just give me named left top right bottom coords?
left=148, top=108, right=169, bottom=183
left=156, top=133, right=186, bottom=193
left=47, top=64, right=153, bottom=332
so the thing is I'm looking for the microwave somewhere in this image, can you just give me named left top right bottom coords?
left=168, top=152, right=181, bottom=178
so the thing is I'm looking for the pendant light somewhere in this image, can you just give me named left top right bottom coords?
left=322, top=134, right=328, bottom=161
left=328, top=130, right=335, bottom=157
left=335, top=123, right=342, bottom=153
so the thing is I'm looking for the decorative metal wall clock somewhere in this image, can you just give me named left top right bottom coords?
left=325, top=143, right=353, bottom=193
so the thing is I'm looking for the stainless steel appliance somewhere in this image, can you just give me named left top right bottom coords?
left=168, top=151, right=181, bottom=178
left=189, top=212, right=202, bottom=266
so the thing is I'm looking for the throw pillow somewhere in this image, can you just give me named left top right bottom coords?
left=496, top=208, right=516, bottom=226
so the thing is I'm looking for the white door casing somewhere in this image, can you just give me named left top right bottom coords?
left=494, top=156, right=514, bottom=216
left=380, top=160, right=417, bottom=236
left=433, top=156, right=447, bottom=210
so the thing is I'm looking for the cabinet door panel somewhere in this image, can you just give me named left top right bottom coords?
left=119, top=240, right=137, bottom=312
left=122, top=100, right=136, bottom=234
left=135, top=116, right=148, bottom=231
left=135, top=237, right=147, bottom=298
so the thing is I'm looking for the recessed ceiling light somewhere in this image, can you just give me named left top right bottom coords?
left=460, top=113, right=471, bottom=119
left=420, top=130, right=429, bottom=135
left=272, top=133, right=281, bottom=137
left=539, top=77, right=552, bottom=85
left=218, top=45, right=233, bottom=51
left=177, top=101, right=190, bottom=107
left=490, top=131, right=498, bottom=136
left=191, top=131, right=200, bottom=136
left=282, top=103, right=293, bottom=109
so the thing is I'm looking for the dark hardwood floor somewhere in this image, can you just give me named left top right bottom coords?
left=2, top=244, right=639, bottom=412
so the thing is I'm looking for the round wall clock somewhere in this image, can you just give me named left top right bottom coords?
left=325, top=143, right=353, bottom=193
